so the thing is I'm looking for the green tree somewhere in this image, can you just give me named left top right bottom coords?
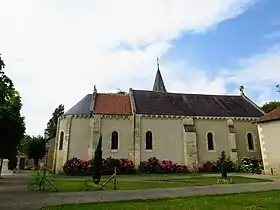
left=0, top=54, right=25, bottom=174
left=116, top=88, right=127, bottom=95
left=44, top=104, right=64, bottom=140
left=92, top=136, right=103, bottom=184
left=261, top=101, right=280, bottom=113
left=24, top=135, right=46, bottom=170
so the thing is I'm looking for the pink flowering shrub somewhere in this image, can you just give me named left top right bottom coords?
left=139, top=157, right=188, bottom=174
left=63, top=157, right=136, bottom=176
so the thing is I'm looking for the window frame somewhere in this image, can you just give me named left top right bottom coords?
left=206, top=131, right=215, bottom=151
left=58, top=131, right=64, bottom=151
left=246, top=132, right=255, bottom=152
left=111, top=131, right=119, bottom=151
left=145, top=131, right=153, bottom=150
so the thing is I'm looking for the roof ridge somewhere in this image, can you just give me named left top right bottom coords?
left=97, top=92, right=129, bottom=95
left=132, top=89, right=241, bottom=97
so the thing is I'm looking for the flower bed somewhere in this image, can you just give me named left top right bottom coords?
left=63, top=157, right=136, bottom=176
left=139, top=157, right=188, bottom=173
left=239, top=157, right=263, bottom=174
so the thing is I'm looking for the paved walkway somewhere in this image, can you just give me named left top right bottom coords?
left=1, top=172, right=280, bottom=210
left=1, top=179, right=280, bottom=210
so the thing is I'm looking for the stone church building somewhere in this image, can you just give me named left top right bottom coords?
left=52, top=66, right=265, bottom=172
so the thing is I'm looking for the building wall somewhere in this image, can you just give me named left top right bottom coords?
left=139, top=117, right=184, bottom=164
left=195, top=119, right=229, bottom=164
left=68, top=118, right=91, bottom=160
left=234, top=121, right=261, bottom=160
left=54, top=114, right=262, bottom=172
left=100, top=116, right=134, bottom=159
left=258, top=120, right=280, bottom=175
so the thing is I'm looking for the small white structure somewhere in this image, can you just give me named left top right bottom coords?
left=1, top=159, right=12, bottom=175
left=257, top=107, right=280, bottom=175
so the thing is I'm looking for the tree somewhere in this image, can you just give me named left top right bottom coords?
left=116, top=88, right=127, bottom=95
left=44, top=104, right=64, bottom=140
left=24, top=135, right=46, bottom=170
left=92, top=136, right=103, bottom=184
left=261, top=101, right=280, bottom=113
left=0, top=54, right=25, bottom=174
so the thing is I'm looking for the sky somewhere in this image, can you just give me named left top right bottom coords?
left=0, top=0, right=280, bottom=135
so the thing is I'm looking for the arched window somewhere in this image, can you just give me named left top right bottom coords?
left=207, top=132, right=214, bottom=150
left=146, top=131, right=153, bottom=150
left=59, top=131, right=64, bottom=150
left=247, top=133, right=254, bottom=151
left=111, top=131, right=118, bottom=150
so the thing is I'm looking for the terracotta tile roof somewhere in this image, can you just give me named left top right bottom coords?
left=93, top=93, right=132, bottom=115
left=258, top=107, right=280, bottom=123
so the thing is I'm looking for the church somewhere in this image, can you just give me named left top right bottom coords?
left=52, top=64, right=265, bottom=172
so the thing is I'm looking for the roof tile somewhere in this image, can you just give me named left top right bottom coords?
left=132, top=89, right=264, bottom=118
left=258, top=107, right=280, bottom=123
left=93, top=93, right=132, bottom=115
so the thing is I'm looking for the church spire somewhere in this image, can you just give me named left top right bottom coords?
left=153, top=57, right=167, bottom=92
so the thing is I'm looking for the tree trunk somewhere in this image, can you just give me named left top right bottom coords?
left=34, top=158, right=39, bottom=170
left=0, top=158, right=3, bottom=177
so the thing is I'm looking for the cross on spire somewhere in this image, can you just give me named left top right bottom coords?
left=152, top=57, right=167, bottom=92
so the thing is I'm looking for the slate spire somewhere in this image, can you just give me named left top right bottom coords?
left=152, top=57, right=167, bottom=92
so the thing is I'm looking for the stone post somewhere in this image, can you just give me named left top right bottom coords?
left=227, top=119, right=238, bottom=166
left=182, top=117, right=198, bottom=171
left=90, top=115, right=101, bottom=159
left=2, top=159, right=10, bottom=174
left=134, top=115, right=141, bottom=166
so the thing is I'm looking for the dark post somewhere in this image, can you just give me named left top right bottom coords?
left=113, top=167, right=117, bottom=190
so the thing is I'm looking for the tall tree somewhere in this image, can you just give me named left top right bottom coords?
left=0, top=54, right=25, bottom=174
left=44, top=104, right=64, bottom=140
left=261, top=101, right=280, bottom=113
left=92, top=136, right=103, bottom=184
left=24, top=135, right=46, bottom=170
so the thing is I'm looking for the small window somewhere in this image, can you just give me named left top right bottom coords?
left=59, top=131, right=64, bottom=150
left=207, top=132, right=214, bottom=150
left=111, top=131, right=118, bottom=150
left=247, top=133, right=254, bottom=151
left=146, top=131, right=153, bottom=150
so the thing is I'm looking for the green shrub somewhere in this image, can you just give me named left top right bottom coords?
left=216, top=151, right=235, bottom=172
left=239, top=157, right=263, bottom=174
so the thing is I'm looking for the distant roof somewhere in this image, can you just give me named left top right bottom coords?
left=131, top=89, right=264, bottom=117
left=93, top=93, right=132, bottom=115
left=257, top=107, right=280, bottom=123
left=64, top=94, right=93, bottom=115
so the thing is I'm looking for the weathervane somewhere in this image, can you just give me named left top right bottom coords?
left=157, top=56, right=160, bottom=70
left=239, top=85, right=245, bottom=95
left=277, top=84, right=280, bottom=93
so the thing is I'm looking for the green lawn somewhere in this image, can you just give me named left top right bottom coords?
left=40, top=190, right=280, bottom=210
left=28, top=176, right=271, bottom=192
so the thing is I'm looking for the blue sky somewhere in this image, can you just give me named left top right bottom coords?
left=164, top=0, right=280, bottom=100
left=1, top=0, right=280, bottom=135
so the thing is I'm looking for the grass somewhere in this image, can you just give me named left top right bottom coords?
left=40, top=190, right=280, bottom=210
left=28, top=176, right=272, bottom=192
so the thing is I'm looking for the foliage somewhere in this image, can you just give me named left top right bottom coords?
left=217, top=177, right=234, bottom=184
left=239, top=157, right=263, bottom=174
left=63, top=157, right=92, bottom=175
left=199, top=161, right=218, bottom=172
left=92, top=136, right=103, bottom=184
left=261, top=101, right=280, bottom=113
left=0, top=54, right=25, bottom=164
left=24, top=135, right=47, bottom=169
left=139, top=157, right=188, bottom=173
left=216, top=151, right=235, bottom=173
left=44, top=104, right=64, bottom=140
left=63, top=157, right=136, bottom=176
left=83, top=179, right=93, bottom=191
left=116, top=88, right=127, bottom=94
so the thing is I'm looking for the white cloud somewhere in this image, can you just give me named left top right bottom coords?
left=0, top=0, right=256, bottom=135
